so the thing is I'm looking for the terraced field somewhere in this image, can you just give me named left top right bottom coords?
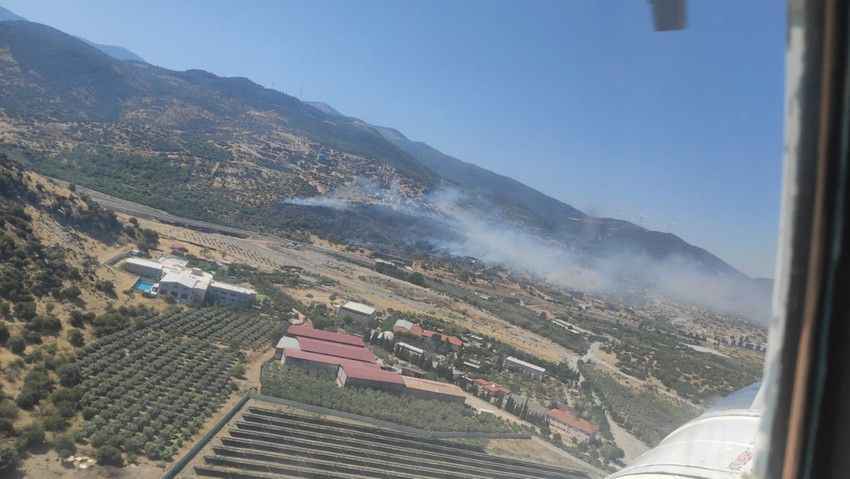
left=176, top=401, right=588, bottom=479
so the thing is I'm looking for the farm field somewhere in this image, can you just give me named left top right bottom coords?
left=73, top=307, right=282, bottom=462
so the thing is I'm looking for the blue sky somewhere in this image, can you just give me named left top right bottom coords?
left=3, top=0, right=786, bottom=278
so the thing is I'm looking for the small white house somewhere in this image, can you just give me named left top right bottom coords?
left=337, top=301, right=377, bottom=326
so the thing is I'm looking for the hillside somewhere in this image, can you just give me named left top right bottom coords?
left=0, top=18, right=771, bottom=322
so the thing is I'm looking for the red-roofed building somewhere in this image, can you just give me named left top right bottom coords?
left=337, top=363, right=405, bottom=392
left=393, top=321, right=463, bottom=352
left=296, top=337, right=376, bottom=363
left=280, top=348, right=380, bottom=374
left=287, top=325, right=366, bottom=347
left=545, top=408, right=598, bottom=443
left=557, top=404, right=578, bottom=415
left=473, top=379, right=511, bottom=399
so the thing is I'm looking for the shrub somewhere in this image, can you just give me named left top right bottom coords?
left=14, top=301, right=36, bottom=321
left=61, top=285, right=82, bottom=301
left=69, top=310, right=85, bottom=328
left=57, top=363, right=82, bottom=387
left=230, top=363, right=247, bottom=378
left=95, top=445, right=123, bottom=466
left=68, top=328, right=85, bottom=347
left=0, top=321, right=8, bottom=342
left=0, top=446, right=20, bottom=476
left=16, top=422, right=45, bottom=450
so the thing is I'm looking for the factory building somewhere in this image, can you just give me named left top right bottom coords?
left=337, top=363, right=405, bottom=392
left=295, top=337, right=376, bottom=363
left=287, top=325, right=366, bottom=347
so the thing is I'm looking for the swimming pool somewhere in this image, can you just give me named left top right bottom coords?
left=133, top=279, right=154, bottom=292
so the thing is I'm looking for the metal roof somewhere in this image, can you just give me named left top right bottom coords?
left=125, top=257, right=164, bottom=270
left=296, top=337, right=376, bottom=363
left=505, top=356, right=546, bottom=373
left=397, top=341, right=425, bottom=355
left=393, top=319, right=415, bottom=331
left=402, top=377, right=466, bottom=398
left=340, top=301, right=377, bottom=316
left=160, top=271, right=198, bottom=289
left=209, top=280, right=256, bottom=295
left=607, top=383, right=763, bottom=479
left=282, top=348, right=379, bottom=371
left=340, top=363, right=405, bottom=385
left=275, top=336, right=301, bottom=350
left=287, top=325, right=365, bottom=347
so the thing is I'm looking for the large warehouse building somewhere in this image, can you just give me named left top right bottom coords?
left=276, top=326, right=471, bottom=403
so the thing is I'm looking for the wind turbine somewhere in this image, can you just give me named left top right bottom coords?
left=614, top=208, right=620, bottom=219
left=638, top=215, right=645, bottom=226
left=667, top=219, right=675, bottom=233
left=298, top=82, right=304, bottom=101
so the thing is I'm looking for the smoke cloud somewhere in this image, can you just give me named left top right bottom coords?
left=282, top=179, right=771, bottom=325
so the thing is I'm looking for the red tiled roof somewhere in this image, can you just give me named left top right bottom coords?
left=287, top=325, right=365, bottom=347
left=296, top=337, right=375, bottom=363
left=473, top=379, right=511, bottom=395
left=415, top=328, right=463, bottom=347
left=340, top=364, right=405, bottom=385
left=545, top=409, right=598, bottom=435
left=282, top=348, right=380, bottom=370
left=557, top=404, right=577, bottom=415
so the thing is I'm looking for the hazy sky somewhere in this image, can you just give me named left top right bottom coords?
left=3, top=0, right=786, bottom=278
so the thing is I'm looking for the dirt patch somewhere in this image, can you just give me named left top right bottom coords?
left=20, top=450, right=164, bottom=479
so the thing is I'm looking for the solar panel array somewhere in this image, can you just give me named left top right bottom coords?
left=189, top=406, right=589, bottom=479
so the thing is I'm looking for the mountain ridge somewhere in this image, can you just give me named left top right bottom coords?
left=0, top=18, right=772, bottom=321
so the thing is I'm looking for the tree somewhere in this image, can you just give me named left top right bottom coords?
left=407, top=272, right=426, bottom=287
left=0, top=446, right=20, bottom=476
left=0, top=321, right=8, bottom=343
left=96, top=445, right=123, bottom=466
left=603, top=445, right=625, bottom=462
left=230, top=363, right=247, bottom=378
left=8, top=335, right=25, bottom=354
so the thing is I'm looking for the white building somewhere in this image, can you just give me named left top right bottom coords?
left=504, top=356, right=546, bottom=379
left=124, top=258, right=163, bottom=279
left=207, top=281, right=256, bottom=308
left=158, top=271, right=206, bottom=305
left=337, top=301, right=377, bottom=326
